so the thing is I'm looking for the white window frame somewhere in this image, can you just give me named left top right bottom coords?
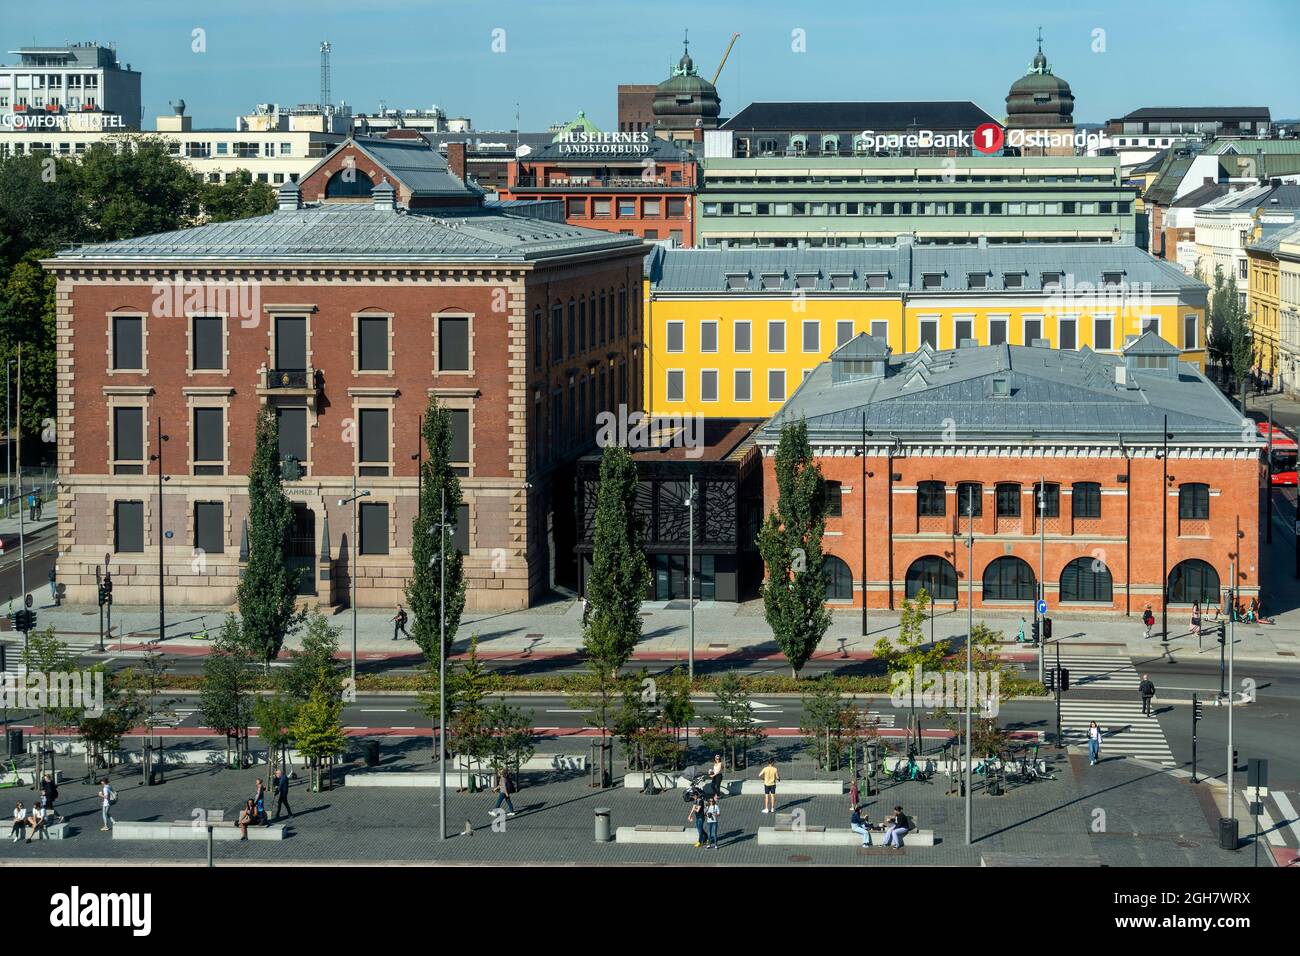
left=767, top=369, right=786, bottom=403
left=699, top=319, right=719, bottom=354
left=665, top=369, right=685, bottom=403
left=734, top=369, right=752, bottom=403
left=802, top=319, right=821, bottom=353
left=768, top=320, right=786, bottom=354
left=665, top=320, right=685, bottom=353
left=836, top=319, right=855, bottom=347
left=699, top=369, right=719, bottom=403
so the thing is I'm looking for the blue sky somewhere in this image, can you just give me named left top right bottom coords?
left=9, top=0, right=1300, bottom=131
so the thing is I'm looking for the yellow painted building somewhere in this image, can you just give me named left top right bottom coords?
left=644, top=241, right=1209, bottom=417
left=1246, top=223, right=1287, bottom=385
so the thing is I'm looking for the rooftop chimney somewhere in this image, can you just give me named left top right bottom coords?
left=446, top=141, right=468, bottom=183
left=372, top=178, right=396, bottom=211
left=277, top=179, right=301, bottom=211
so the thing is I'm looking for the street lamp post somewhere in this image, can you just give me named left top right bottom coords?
left=1161, top=415, right=1170, bottom=642
left=685, top=473, right=696, bottom=682
left=964, top=483, right=974, bottom=846
left=338, top=477, right=371, bottom=686
left=1227, top=557, right=1237, bottom=835
left=861, top=414, right=869, bottom=637
left=147, top=415, right=169, bottom=645
left=438, top=487, right=448, bottom=842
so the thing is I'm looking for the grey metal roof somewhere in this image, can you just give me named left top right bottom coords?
left=833, top=332, right=891, bottom=361
left=1198, top=183, right=1300, bottom=214
left=649, top=243, right=1207, bottom=294
left=760, top=342, right=1255, bottom=445
left=351, top=137, right=484, bottom=198
left=1246, top=219, right=1300, bottom=254
left=523, top=137, right=694, bottom=163
left=1122, top=330, right=1180, bottom=356
left=53, top=202, right=646, bottom=264
left=722, top=101, right=997, bottom=131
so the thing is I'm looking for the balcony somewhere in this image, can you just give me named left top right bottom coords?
left=257, top=367, right=321, bottom=408
left=514, top=175, right=680, bottom=191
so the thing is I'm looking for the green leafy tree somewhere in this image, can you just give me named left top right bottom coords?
left=582, top=445, right=652, bottom=677
left=702, top=672, right=766, bottom=770
left=115, top=645, right=176, bottom=779
left=70, top=136, right=199, bottom=242
left=292, top=689, right=348, bottom=792
left=481, top=701, right=536, bottom=782
left=0, top=154, right=84, bottom=267
left=198, top=617, right=258, bottom=767
left=278, top=611, right=344, bottom=702
left=76, top=667, right=139, bottom=776
left=659, top=667, right=694, bottom=754
left=1, top=250, right=57, bottom=436
left=420, top=635, right=492, bottom=763
left=569, top=661, right=623, bottom=788
left=798, top=680, right=851, bottom=771
left=252, top=693, right=299, bottom=777
left=237, top=407, right=303, bottom=668
left=198, top=169, right=276, bottom=223
left=21, top=627, right=81, bottom=769
left=758, top=419, right=832, bottom=675
left=1206, top=264, right=1231, bottom=377
left=614, top=672, right=657, bottom=770
left=1223, top=274, right=1253, bottom=406
left=407, top=397, right=466, bottom=663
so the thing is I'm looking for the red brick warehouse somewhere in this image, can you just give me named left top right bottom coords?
left=757, top=332, right=1263, bottom=620
left=46, top=134, right=646, bottom=612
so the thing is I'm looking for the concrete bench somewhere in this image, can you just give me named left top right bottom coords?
left=622, top=773, right=844, bottom=795
left=615, top=825, right=701, bottom=845
left=15, top=769, right=63, bottom=785
left=112, top=820, right=286, bottom=841
left=454, top=754, right=587, bottom=772
left=344, top=770, right=491, bottom=789
left=757, top=826, right=937, bottom=847
left=16, top=821, right=70, bottom=841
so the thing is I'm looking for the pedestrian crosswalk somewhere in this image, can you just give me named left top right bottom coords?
left=1059, top=699, right=1176, bottom=766
left=1054, top=654, right=1142, bottom=690
left=1239, top=789, right=1300, bottom=852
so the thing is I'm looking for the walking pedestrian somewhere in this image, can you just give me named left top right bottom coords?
left=34, top=490, right=43, bottom=521
left=27, top=491, right=36, bottom=522
left=759, top=758, right=780, bottom=814
left=272, top=769, right=292, bottom=819
left=1141, top=604, right=1155, bottom=639
left=491, top=768, right=516, bottom=817
left=47, top=566, right=57, bottom=605
left=1016, top=617, right=1026, bottom=643
left=39, top=772, right=59, bottom=822
left=99, top=778, right=115, bottom=831
left=1138, top=674, right=1156, bottom=717
left=709, top=754, right=724, bottom=800
left=704, top=795, right=720, bottom=849
left=687, top=790, right=706, bottom=848
left=391, top=604, right=409, bottom=641
left=1190, top=602, right=1201, bottom=639
left=253, top=777, right=267, bottom=824
left=849, top=777, right=859, bottom=809
left=1087, top=721, right=1101, bottom=766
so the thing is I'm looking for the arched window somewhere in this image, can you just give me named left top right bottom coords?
left=905, top=555, right=957, bottom=600
left=1178, top=483, right=1210, bottom=520
left=983, top=556, right=1036, bottom=601
left=1168, top=559, right=1220, bottom=605
left=917, top=480, right=945, bottom=517
left=325, top=168, right=374, bottom=198
left=1060, top=556, right=1113, bottom=603
left=823, top=554, right=853, bottom=601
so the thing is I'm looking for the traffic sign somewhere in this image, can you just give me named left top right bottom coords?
left=1036, top=600, right=1047, bottom=615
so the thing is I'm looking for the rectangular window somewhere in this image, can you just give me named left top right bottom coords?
left=578, top=299, right=586, bottom=352
left=922, top=273, right=943, bottom=290
left=1142, top=317, right=1160, bottom=337
left=917, top=481, right=945, bottom=517
left=114, top=500, right=144, bottom=553
left=768, top=369, right=786, bottom=403
left=1093, top=317, right=1113, bottom=350
left=450, top=409, right=470, bottom=472
left=666, top=370, right=685, bottom=403
left=1003, top=273, right=1024, bottom=290
left=112, top=316, right=143, bottom=370
left=954, top=317, right=973, bottom=344
left=593, top=199, right=611, bottom=218
left=193, top=407, right=224, bottom=476
left=277, top=407, right=307, bottom=465
left=919, top=319, right=938, bottom=349
left=359, top=502, right=390, bottom=555
left=734, top=321, right=751, bottom=352
left=1034, top=483, right=1060, bottom=518
left=768, top=321, right=786, bottom=353
left=700, top=370, right=718, bottom=403
left=643, top=199, right=661, bottom=217
left=275, top=316, right=307, bottom=369
left=567, top=302, right=576, bottom=357
left=618, top=199, right=636, bottom=218
left=957, top=482, right=983, bottom=517
left=802, top=320, right=820, bottom=353
left=700, top=321, right=718, bottom=353
left=866, top=274, right=886, bottom=290
left=194, top=501, right=224, bottom=555
left=666, top=321, right=685, bottom=353
left=532, top=311, right=542, bottom=369
left=113, top=406, right=144, bottom=475
left=1059, top=318, right=1077, bottom=350
left=1184, top=314, right=1199, bottom=350
left=358, top=408, right=389, bottom=475
left=989, top=318, right=1007, bottom=346
left=1179, top=484, right=1210, bottom=520
left=995, top=484, right=1021, bottom=517
left=836, top=320, right=855, bottom=348
left=667, top=198, right=686, bottom=217
left=566, top=198, right=585, bottom=217
left=1024, top=317, right=1042, bottom=343
left=871, top=320, right=889, bottom=341
left=357, top=315, right=389, bottom=371
left=734, top=369, right=751, bottom=402
left=967, top=273, right=987, bottom=290
left=191, top=316, right=223, bottom=370
left=438, top=315, right=470, bottom=371
left=1072, top=482, right=1101, bottom=519
left=1042, top=272, right=1063, bottom=288
left=452, top=503, right=470, bottom=555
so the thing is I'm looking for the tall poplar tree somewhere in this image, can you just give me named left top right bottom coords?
left=237, top=406, right=302, bottom=666
left=407, top=396, right=466, bottom=664
left=757, top=419, right=832, bottom=676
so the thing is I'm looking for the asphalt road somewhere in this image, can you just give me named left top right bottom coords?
left=0, top=523, right=56, bottom=608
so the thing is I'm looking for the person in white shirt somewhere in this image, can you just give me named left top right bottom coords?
left=99, top=778, right=114, bottom=831
left=11, top=803, right=26, bottom=842
left=25, top=804, right=46, bottom=843
left=704, top=796, right=721, bottom=849
left=1087, top=721, right=1102, bottom=766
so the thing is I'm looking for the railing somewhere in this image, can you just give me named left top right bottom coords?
left=516, top=176, right=675, bottom=189
left=265, top=368, right=316, bottom=390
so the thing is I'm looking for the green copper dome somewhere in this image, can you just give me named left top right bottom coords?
left=653, top=35, right=721, bottom=130
left=1005, top=32, right=1074, bottom=125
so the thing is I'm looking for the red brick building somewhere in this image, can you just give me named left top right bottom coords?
left=501, top=135, right=698, bottom=246
left=758, top=333, right=1264, bottom=618
left=47, top=136, right=646, bottom=611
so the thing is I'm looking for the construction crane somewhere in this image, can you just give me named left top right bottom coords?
left=711, top=33, right=740, bottom=86
left=320, top=41, right=331, bottom=113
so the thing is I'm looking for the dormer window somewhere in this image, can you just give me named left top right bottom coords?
left=725, top=273, right=748, bottom=291
left=1041, top=271, right=1063, bottom=288
left=922, top=273, right=943, bottom=290
left=760, top=273, right=784, bottom=291
left=1003, top=273, right=1024, bottom=289
left=830, top=273, right=853, bottom=290
left=866, top=273, right=887, bottom=290
left=794, top=273, right=819, bottom=290
left=967, top=273, right=987, bottom=290
left=1102, top=271, right=1123, bottom=287
left=991, top=374, right=1010, bottom=397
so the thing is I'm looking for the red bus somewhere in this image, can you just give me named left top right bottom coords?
left=1258, top=422, right=1298, bottom=486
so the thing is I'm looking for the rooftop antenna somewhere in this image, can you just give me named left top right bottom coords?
left=320, top=41, right=332, bottom=115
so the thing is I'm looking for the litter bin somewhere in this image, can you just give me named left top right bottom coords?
left=594, top=807, right=612, bottom=843
left=7, top=729, right=22, bottom=755
left=1218, top=816, right=1239, bottom=850
left=364, top=741, right=380, bottom=767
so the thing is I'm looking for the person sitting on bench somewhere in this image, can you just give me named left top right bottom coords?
left=11, top=802, right=27, bottom=842
left=883, top=805, right=912, bottom=848
left=849, top=804, right=873, bottom=847
left=238, top=799, right=256, bottom=840
left=24, top=803, right=48, bottom=843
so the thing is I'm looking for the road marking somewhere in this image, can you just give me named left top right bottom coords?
left=1269, top=791, right=1300, bottom=848
left=1241, top=790, right=1286, bottom=847
left=545, top=709, right=591, bottom=714
left=359, top=708, right=410, bottom=713
left=1059, top=699, right=1175, bottom=765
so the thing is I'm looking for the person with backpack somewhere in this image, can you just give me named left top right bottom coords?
left=687, top=791, right=706, bottom=848
left=1141, top=605, right=1155, bottom=639
left=392, top=605, right=410, bottom=641
left=39, top=773, right=59, bottom=823
left=1138, top=674, right=1156, bottom=716
left=99, top=778, right=115, bottom=831
left=492, top=768, right=516, bottom=817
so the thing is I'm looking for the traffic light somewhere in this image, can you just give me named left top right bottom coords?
left=103, top=574, right=113, bottom=605
left=1042, top=617, right=1053, bottom=641
left=1044, top=669, right=1055, bottom=691
left=1193, top=697, right=1205, bottom=721
left=1059, top=667, right=1070, bottom=692
left=15, top=609, right=36, bottom=632
left=97, top=583, right=107, bottom=606
left=6, top=611, right=17, bottom=632
left=1216, top=621, right=1226, bottom=645
left=1031, top=619, right=1041, bottom=643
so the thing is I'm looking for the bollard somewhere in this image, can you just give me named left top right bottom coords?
left=594, top=807, right=612, bottom=843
